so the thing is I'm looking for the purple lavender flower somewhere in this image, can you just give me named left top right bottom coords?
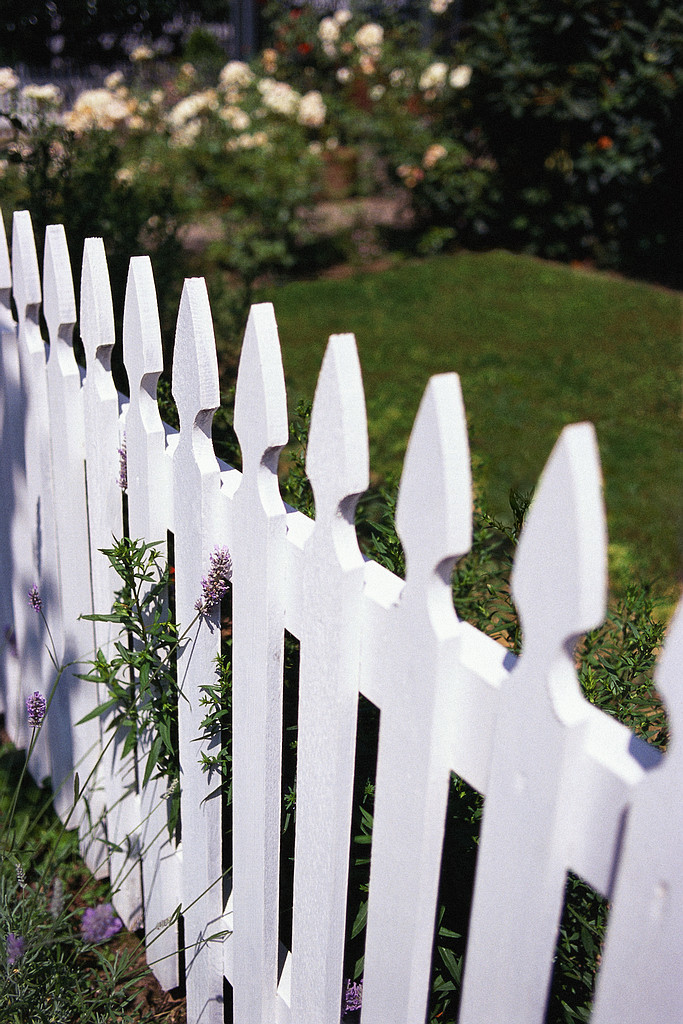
left=28, top=584, right=42, bottom=613
left=26, top=691, right=46, bottom=727
left=80, top=903, right=123, bottom=944
left=195, top=547, right=232, bottom=614
left=117, top=437, right=127, bottom=491
left=6, top=932, right=26, bottom=965
left=343, top=979, right=363, bottom=1015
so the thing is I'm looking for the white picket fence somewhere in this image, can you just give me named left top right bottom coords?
left=0, top=206, right=681, bottom=1024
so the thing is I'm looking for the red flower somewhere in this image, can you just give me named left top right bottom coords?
left=297, top=42, right=312, bottom=55
left=597, top=135, right=613, bottom=150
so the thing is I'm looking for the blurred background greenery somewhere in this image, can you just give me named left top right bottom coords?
left=0, top=0, right=680, bottom=604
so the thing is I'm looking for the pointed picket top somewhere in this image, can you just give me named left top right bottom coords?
left=123, top=256, right=163, bottom=407
left=80, top=237, right=116, bottom=377
left=512, top=422, right=606, bottom=654
left=11, top=211, right=41, bottom=326
left=654, top=598, right=683, bottom=761
left=171, top=278, right=219, bottom=445
left=43, top=224, right=77, bottom=354
left=395, top=373, right=472, bottom=586
left=234, top=302, right=288, bottom=480
left=306, top=333, right=369, bottom=527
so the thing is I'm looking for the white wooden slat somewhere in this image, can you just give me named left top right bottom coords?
left=122, top=255, right=180, bottom=990
left=459, top=422, right=608, bottom=1024
left=231, top=302, right=288, bottom=1024
left=290, top=334, right=369, bottom=1024
left=80, top=237, right=143, bottom=910
left=0, top=210, right=21, bottom=727
left=11, top=210, right=63, bottom=783
left=361, top=373, right=472, bottom=1024
left=172, top=277, right=224, bottom=1024
left=43, top=224, right=100, bottom=830
left=591, top=598, right=683, bottom=1023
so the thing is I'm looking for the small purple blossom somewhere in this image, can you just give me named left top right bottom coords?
left=195, top=547, right=232, bottom=614
left=117, top=437, right=127, bottom=491
left=26, top=691, right=46, bottom=727
left=343, top=979, right=363, bottom=1015
left=6, top=932, right=26, bottom=965
left=28, top=584, right=42, bottom=613
left=80, top=903, right=123, bottom=944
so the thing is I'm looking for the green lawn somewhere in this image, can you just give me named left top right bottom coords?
left=254, top=250, right=681, bottom=603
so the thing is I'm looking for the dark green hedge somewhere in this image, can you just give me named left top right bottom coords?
left=460, top=0, right=682, bottom=283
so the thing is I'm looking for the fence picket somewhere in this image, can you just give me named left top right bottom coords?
left=361, top=373, right=472, bottom=1024
left=121, top=255, right=181, bottom=988
left=172, top=277, right=224, bottom=1024
left=80, top=236, right=143, bottom=914
left=231, top=302, right=289, bottom=1024
left=591, top=598, right=683, bottom=1022
left=290, top=333, right=369, bottom=1024
left=42, top=224, right=101, bottom=832
left=0, top=211, right=21, bottom=729
left=11, top=211, right=62, bottom=784
left=459, top=422, right=607, bottom=1024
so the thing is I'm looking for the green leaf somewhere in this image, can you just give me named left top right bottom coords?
left=438, top=945, right=462, bottom=984
left=75, top=696, right=120, bottom=725
left=351, top=899, right=368, bottom=939
left=143, top=734, right=164, bottom=787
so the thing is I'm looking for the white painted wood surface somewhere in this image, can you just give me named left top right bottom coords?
left=0, top=209, right=679, bottom=1024
left=290, top=334, right=369, bottom=1024
left=122, top=256, right=180, bottom=989
left=172, top=278, right=224, bottom=1023
left=80, top=235, right=143, bottom=922
left=0, top=212, right=22, bottom=734
left=231, top=302, right=289, bottom=1024
left=11, top=211, right=63, bottom=789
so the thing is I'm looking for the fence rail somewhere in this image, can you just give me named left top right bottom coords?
left=0, top=207, right=680, bottom=1024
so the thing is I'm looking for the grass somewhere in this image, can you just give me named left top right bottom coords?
left=254, top=249, right=681, bottom=605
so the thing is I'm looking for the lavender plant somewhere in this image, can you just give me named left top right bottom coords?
left=0, top=595, right=161, bottom=1022
left=80, top=536, right=234, bottom=840
left=79, top=538, right=184, bottom=839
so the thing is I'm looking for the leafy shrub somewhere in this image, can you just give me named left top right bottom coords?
left=459, top=0, right=683, bottom=279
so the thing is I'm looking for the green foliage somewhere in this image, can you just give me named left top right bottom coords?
left=0, top=863, right=147, bottom=1022
left=79, top=538, right=184, bottom=839
left=198, top=652, right=233, bottom=797
left=460, top=0, right=683, bottom=277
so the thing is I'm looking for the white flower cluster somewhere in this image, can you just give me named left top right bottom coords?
left=419, top=61, right=448, bottom=92
left=21, top=83, right=62, bottom=106
left=0, top=67, right=19, bottom=95
left=354, top=22, right=384, bottom=58
left=450, top=65, right=472, bottom=89
left=318, top=16, right=340, bottom=57
left=167, top=89, right=218, bottom=129
left=219, top=61, right=255, bottom=92
left=63, top=88, right=133, bottom=134
left=220, top=105, right=251, bottom=132
left=419, top=62, right=472, bottom=92
left=430, top=0, right=454, bottom=13
left=423, top=142, right=447, bottom=169
left=298, top=90, right=326, bottom=128
left=226, top=130, right=269, bottom=152
left=258, top=78, right=301, bottom=117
